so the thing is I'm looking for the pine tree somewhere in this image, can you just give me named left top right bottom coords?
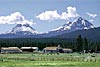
left=84, top=37, right=88, bottom=53
left=76, top=35, right=83, bottom=52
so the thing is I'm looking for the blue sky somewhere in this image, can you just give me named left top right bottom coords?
left=0, top=0, right=99, bottom=33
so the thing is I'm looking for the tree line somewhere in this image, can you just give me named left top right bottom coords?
left=0, top=35, right=100, bottom=52
left=76, top=35, right=100, bottom=53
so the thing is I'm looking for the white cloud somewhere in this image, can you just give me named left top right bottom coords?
left=60, top=12, right=69, bottom=20
left=66, top=6, right=79, bottom=17
left=60, top=6, right=79, bottom=20
left=36, top=6, right=79, bottom=21
left=86, top=12, right=97, bottom=18
left=0, top=12, right=34, bottom=25
left=36, top=10, right=60, bottom=20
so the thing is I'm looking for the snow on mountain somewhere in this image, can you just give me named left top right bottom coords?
left=0, top=17, right=95, bottom=38
left=51, top=17, right=94, bottom=32
left=8, top=24, right=38, bottom=35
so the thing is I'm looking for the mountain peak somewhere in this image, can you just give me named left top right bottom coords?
left=23, top=24, right=30, bottom=27
left=50, top=17, right=94, bottom=32
left=78, top=17, right=83, bottom=21
left=16, top=24, right=22, bottom=27
left=8, top=23, right=38, bottom=35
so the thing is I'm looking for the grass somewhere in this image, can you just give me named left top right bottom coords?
left=0, top=53, right=100, bottom=67
left=1, top=53, right=100, bottom=61
left=0, top=60, right=100, bottom=67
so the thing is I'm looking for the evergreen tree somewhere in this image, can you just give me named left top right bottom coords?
left=76, top=35, right=83, bottom=52
left=83, top=37, right=88, bottom=52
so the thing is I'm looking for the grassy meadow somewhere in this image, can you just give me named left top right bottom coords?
left=0, top=60, right=100, bottom=67
left=0, top=53, right=100, bottom=67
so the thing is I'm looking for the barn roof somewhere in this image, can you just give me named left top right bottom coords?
left=21, top=47, right=38, bottom=49
left=1, top=47, right=21, bottom=50
left=44, top=47, right=58, bottom=50
left=63, top=48, right=72, bottom=51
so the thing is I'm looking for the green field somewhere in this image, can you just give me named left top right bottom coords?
left=0, top=60, right=100, bottom=67
left=0, top=53, right=100, bottom=67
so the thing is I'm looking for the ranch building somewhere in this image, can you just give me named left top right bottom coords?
left=21, top=47, right=38, bottom=52
left=43, top=45, right=63, bottom=53
left=1, top=47, right=22, bottom=53
left=63, top=48, right=73, bottom=53
left=43, top=47, right=58, bottom=53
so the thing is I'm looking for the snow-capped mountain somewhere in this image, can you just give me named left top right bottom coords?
left=0, top=17, right=95, bottom=38
left=8, top=24, right=38, bottom=35
left=40, top=17, right=95, bottom=37
left=51, top=17, right=94, bottom=32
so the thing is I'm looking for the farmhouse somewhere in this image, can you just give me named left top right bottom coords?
left=43, top=45, right=63, bottom=53
left=21, top=47, right=38, bottom=52
left=63, top=48, right=73, bottom=53
left=43, top=47, right=58, bottom=53
left=43, top=44, right=73, bottom=53
left=1, top=47, right=22, bottom=53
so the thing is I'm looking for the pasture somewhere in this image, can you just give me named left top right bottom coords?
left=0, top=53, right=100, bottom=67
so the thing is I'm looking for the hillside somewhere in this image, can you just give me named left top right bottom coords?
left=53, top=27, right=100, bottom=41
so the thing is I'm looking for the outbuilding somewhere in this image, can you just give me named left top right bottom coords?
left=21, top=47, right=38, bottom=52
left=43, top=47, right=58, bottom=53
left=63, top=48, right=73, bottom=53
left=1, top=47, right=22, bottom=53
left=43, top=45, right=64, bottom=53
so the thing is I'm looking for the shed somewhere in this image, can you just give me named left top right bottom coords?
left=63, top=48, right=73, bottom=53
left=21, top=47, right=38, bottom=52
left=43, top=47, right=58, bottom=53
left=1, top=47, right=22, bottom=53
